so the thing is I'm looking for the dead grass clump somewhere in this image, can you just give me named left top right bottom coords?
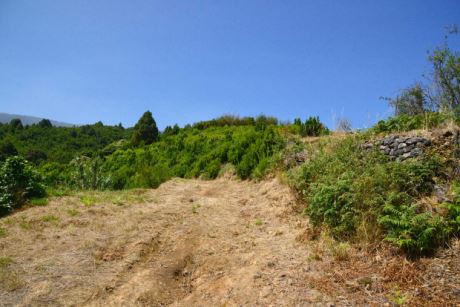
left=0, top=257, right=23, bottom=292
left=381, top=256, right=425, bottom=285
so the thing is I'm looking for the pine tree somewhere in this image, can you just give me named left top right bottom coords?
left=132, top=111, right=159, bottom=146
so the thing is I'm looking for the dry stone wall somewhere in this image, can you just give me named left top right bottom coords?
left=363, top=135, right=431, bottom=160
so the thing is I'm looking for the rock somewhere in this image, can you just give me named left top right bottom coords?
left=401, top=152, right=412, bottom=160
left=412, top=148, right=423, bottom=156
left=398, top=143, right=407, bottom=149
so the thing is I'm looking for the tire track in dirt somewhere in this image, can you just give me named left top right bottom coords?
left=0, top=178, right=327, bottom=306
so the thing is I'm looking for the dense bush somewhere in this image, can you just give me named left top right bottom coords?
left=371, top=112, right=450, bottom=134
left=288, top=135, right=458, bottom=256
left=192, top=115, right=278, bottom=130
left=0, top=121, right=130, bottom=164
left=292, top=116, right=329, bottom=137
left=0, top=156, right=45, bottom=215
left=101, top=125, right=284, bottom=189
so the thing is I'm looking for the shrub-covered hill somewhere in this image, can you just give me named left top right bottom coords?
left=46, top=124, right=286, bottom=190
left=284, top=117, right=460, bottom=257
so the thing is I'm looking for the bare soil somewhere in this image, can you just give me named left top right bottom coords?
left=0, top=177, right=459, bottom=306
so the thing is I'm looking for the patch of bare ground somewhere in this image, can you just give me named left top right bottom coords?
left=0, top=177, right=459, bottom=306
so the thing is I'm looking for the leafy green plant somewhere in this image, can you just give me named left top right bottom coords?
left=378, top=202, right=450, bottom=256
left=293, top=116, right=329, bottom=137
left=289, top=135, right=449, bottom=256
left=67, top=208, right=79, bottom=217
left=0, top=156, right=45, bottom=215
left=80, top=195, right=94, bottom=207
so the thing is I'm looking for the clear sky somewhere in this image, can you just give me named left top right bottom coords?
left=0, top=1, right=459, bottom=129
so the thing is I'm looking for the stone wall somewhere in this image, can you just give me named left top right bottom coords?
left=363, top=135, right=431, bottom=160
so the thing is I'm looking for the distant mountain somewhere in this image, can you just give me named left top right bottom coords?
left=0, top=113, right=74, bottom=127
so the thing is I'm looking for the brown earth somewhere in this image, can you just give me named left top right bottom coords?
left=0, top=177, right=459, bottom=306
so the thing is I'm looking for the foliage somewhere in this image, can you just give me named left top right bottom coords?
left=387, top=84, right=428, bottom=116
left=0, top=121, right=130, bottom=164
left=429, top=29, right=460, bottom=114
left=292, top=116, right=329, bottom=136
left=371, top=112, right=449, bottom=134
left=102, top=125, right=284, bottom=189
left=383, top=27, right=459, bottom=117
left=131, top=111, right=159, bottom=146
left=288, top=135, right=450, bottom=256
left=0, top=141, right=18, bottom=161
left=0, top=156, right=45, bottom=215
left=192, top=115, right=278, bottom=130
left=69, top=156, right=107, bottom=190
left=378, top=201, right=450, bottom=255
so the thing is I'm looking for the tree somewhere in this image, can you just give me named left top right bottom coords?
left=132, top=111, right=159, bottom=146
left=0, top=141, right=18, bottom=161
left=389, top=84, right=428, bottom=116
left=26, top=149, right=47, bottom=164
left=9, top=118, right=23, bottom=130
left=429, top=27, right=460, bottom=114
left=38, top=119, right=53, bottom=128
left=336, top=117, right=352, bottom=132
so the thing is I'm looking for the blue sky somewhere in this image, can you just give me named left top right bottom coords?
left=0, top=1, right=459, bottom=129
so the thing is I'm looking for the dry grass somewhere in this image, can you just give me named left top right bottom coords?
left=0, top=178, right=458, bottom=306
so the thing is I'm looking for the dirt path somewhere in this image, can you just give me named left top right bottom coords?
left=0, top=178, right=329, bottom=306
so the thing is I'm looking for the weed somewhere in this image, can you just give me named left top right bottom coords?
left=19, top=218, right=30, bottom=230
left=191, top=203, right=201, bottom=214
left=0, top=257, right=22, bottom=291
left=41, top=215, right=60, bottom=226
left=67, top=208, right=79, bottom=217
left=46, top=187, right=73, bottom=197
left=0, top=227, right=6, bottom=237
left=80, top=195, right=94, bottom=207
left=0, top=257, right=13, bottom=267
left=387, top=288, right=409, bottom=306
left=255, top=219, right=263, bottom=226
left=30, top=197, right=48, bottom=206
left=329, top=242, right=350, bottom=261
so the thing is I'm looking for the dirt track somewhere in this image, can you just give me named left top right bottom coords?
left=0, top=178, right=330, bottom=306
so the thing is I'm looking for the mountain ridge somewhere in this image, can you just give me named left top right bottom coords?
left=0, top=112, right=74, bottom=127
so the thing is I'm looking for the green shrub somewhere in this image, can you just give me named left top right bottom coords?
left=293, top=116, right=329, bottom=137
left=378, top=202, right=450, bottom=255
left=0, top=156, right=45, bottom=215
left=101, top=125, right=284, bottom=189
left=371, top=112, right=448, bottom=134
left=290, top=135, right=448, bottom=255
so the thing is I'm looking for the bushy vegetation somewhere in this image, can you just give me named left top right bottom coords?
left=101, top=124, right=284, bottom=189
left=288, top=135, right=459, bottom=256
left=0, top=156, right=45, bottom=215
left=371, top=112, right=452, bottom=134
left=131, top=111, right=159, bottom=146
left=383, top=27, right=459, bottom=119
left=0, top=120, right=130, bottom=164
left=192, top=115, right=278, bottom=130
left=292, top=116, right=329, bottom=137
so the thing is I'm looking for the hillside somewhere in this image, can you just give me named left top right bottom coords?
left=0, top=113, right=74, bottom=127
